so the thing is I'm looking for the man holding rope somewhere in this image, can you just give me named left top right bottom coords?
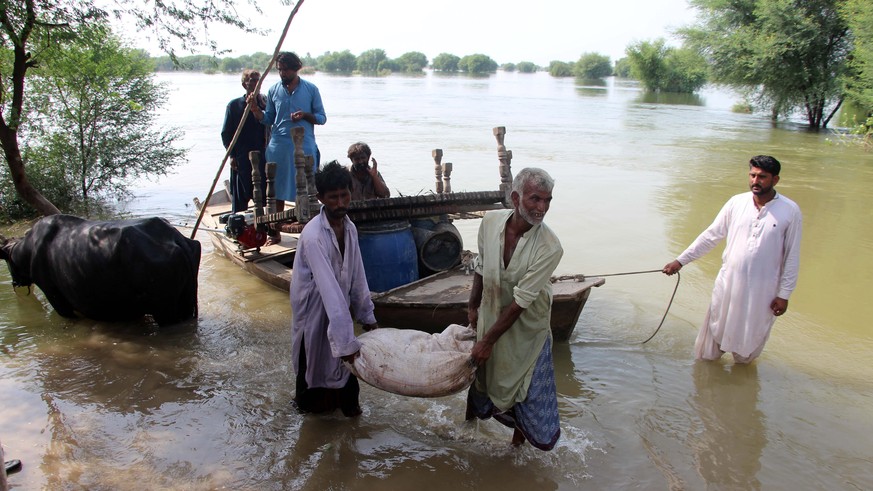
left=663, top=155, right=802, bottom=363
left=465, top=167, right=563, bottom=450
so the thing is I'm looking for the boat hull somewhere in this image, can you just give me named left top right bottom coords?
left=369, top=268, right=604, bottom=342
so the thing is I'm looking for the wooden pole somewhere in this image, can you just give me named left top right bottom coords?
left=304, top=154, right=318, bottom=217
left=292, top=127, right=310, bottom=223
left=442, top=162, right=452, bottom=194
left=250, top=151, right=264, bottom=219
left=432, top=149, right=444, bottom=194
left=494, top=126, right=513, bottom=205
left=189, top=0, right=306, bottom=239
left=265, top=162, right=277, bottom=217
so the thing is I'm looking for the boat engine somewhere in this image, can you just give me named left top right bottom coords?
left=223, top=213, right=267, bottom=249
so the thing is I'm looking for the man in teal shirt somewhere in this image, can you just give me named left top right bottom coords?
left=466, top=167, right=563, bottom=451
left=249, top=51, right=326, bottom=244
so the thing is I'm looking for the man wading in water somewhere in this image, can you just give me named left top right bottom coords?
left=663, top=155, right=802, bottom=363
left=465, top=167, right=563, bottom=450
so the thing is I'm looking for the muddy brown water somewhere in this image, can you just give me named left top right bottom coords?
left=1, top=71, right=871, bottom=490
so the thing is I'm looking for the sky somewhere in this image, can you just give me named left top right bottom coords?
left=137, top=0, right=699, bottom=66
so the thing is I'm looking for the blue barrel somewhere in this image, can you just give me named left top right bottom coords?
left=357, top=220, right=419, bottom=292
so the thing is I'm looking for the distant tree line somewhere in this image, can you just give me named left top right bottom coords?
left=152, top=50, right=504, bottom=75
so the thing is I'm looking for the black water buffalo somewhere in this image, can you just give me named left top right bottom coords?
left=0, top=214, right=200, bottom=326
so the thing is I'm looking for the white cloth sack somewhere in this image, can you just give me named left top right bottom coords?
left=348, top=324, right=476, bottom=397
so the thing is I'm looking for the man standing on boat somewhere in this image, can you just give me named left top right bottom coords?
left=290, top=161, right=378, bottom=417
left=221, top=69, right=268, bottom=213
left=663, top=155, right=802, bottom=363
left=346, top=142, right=390, bottom=200
left=249, top=52, right=326, bottom=245
left=465, top=167, right=563, bottom=450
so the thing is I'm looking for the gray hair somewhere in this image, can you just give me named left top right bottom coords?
left=511, top=167, right=555, bottom=196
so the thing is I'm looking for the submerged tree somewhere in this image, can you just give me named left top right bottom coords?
left=395, top=51, right=428, bottom=73
left=575, top=52, right=612, bottom=79
left=547, top=61, right=573, bottom=77
left=681, top=0, right=852, bottom=129
left=458, top=54, right=498, bottom=75
left=613, top=57, right=633, bottom=78
left=23, top=26, right=184, bottom=211
left=842, top=0, right=873, bottom=140
left=0, top=0, right=266, bottom=216
left=625, top=39, right=708, bottom=93
left=516, top=61, right=538, bottom=73
left=317, top=50, right=356, bottom=73
left=356, top=49, right=388, bottom=73
left=432, top=53, right=460, bottom=72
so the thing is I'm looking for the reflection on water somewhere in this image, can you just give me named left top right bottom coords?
left=2, top=71, right=873, bottom=490
left=636, top=90, right=705, bottom=106
left=690, top=363, right=764, bottom=490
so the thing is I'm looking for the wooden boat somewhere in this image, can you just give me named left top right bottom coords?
left=370, top=268, right=604, bottom=342
left=193, top=126, right=605, bottom=341
left=194, top=187, right=297, bottom=292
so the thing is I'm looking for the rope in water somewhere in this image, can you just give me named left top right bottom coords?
left=556, top=269, right=681, bottom=344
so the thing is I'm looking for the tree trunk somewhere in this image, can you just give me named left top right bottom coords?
left=0, top=119, right=61, bottom=216
left=1, top=15, right=61, bottom=218
left=822, top=96, right=844, bottom=129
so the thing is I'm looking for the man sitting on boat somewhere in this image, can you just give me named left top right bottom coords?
left=346, top=141, right=390, bottom=200
left=290, top=161, right=379, bottom=417
left=465, top=167, right=563, bottom=451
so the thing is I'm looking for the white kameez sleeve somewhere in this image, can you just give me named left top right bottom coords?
left=676, top=198, right=732, bottom=266
left=305, top=237, right=361, bottom=358
left=777, top=207, right=803, bottom=299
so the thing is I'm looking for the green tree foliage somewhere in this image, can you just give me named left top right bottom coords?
left=625, top=39, right=707, bottom=93
left=432, top=53, right=461, bottom=72
left=395, top=51, right=428, bottom=73
left=317, top=50, right=356, bottom=73
left=458, top=54, right=498, bottom=74
left=378, top=58, right=400, bottom=72
left=0, top=0, right=261, bottom=216
left=301, top=53, right=317, bottom=68
left=516, top=61, right=538, bottom=73
left=501, top=63, right=516, bottom=72
left=613, top=57, right=633, bottom=78
left=356, top=49, right=388, bottom=73
left=152, top=52, right=275, bottom=74
left=16, top=26, right=185, bottom=214
left=681, top=0, right=851, bottom=129
left=548, top=61, right=573, bottom=77
left=575, top=52, right=612, bottom=79
left=842, top=0, right=873, bottom=140
left=220, top=57, right=243, bottom=74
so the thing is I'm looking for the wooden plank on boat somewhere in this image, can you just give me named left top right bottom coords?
left=371, top=268, right=605, bottom=342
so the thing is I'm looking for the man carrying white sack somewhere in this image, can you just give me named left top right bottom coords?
left=290, top=161, right=378, bottom=417
left=465, top=167, right=563, bottom=450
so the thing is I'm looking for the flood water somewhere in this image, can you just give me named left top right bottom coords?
left=1, top=70, right=871, bottom=490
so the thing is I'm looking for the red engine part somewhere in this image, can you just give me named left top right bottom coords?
left=236, top=225, right=267, bottom=249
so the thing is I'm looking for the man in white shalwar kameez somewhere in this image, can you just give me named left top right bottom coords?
left=663, top=155, right=802, bottom=363
left=291, top=161, right=378, bottom=417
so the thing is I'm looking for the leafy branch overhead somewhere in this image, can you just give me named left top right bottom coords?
left=1, top=0, right=275, bottom=218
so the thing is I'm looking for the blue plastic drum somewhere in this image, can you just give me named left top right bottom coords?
left=357, top=220, right=419, bottom=292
